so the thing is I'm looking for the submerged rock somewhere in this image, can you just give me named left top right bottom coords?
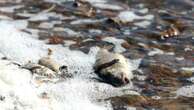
left=94, top=49, right=133, bottom=87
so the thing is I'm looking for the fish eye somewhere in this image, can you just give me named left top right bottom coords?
left=124, top=77, right=129, bottom=84
left=59, top=65, right=67, bottom=71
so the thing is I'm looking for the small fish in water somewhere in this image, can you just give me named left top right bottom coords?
left=160, top=25, right=180, bottom=40
left=94, top=49, right=133, bottom=87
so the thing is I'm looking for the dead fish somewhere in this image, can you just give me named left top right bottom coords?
left=23, top=62, right=56, bottom=78
left=33, top=66, right=56, bottom=78
left=38, top=57, right=60, bottom=73
left=94, top=49, right=133, bottom=87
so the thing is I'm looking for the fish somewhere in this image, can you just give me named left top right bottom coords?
left=94, top=49, right=133, bottom=87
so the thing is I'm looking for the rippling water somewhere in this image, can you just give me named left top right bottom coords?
left=0, top=0, right=193, bottom=110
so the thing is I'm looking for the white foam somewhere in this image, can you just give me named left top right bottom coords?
left=148, top=48, right=164, bottom=56
left=177, top=85, right=194, bottom=97
left=177, top=67, right=194, bottom=97
left=53, top=27, right=79, bottom=36
left=17, top=13, right=35, bottom=18
left=93, top=3, right=123, bottom=10
left=0, top=0, right=21, bottom=3
left=38, top=79, right=128, bottom=110
left=117, top=11, right=154, bottom=23
left=0, top=5, right=23, bottom=13
left=29, top=12, right=64, bottom=21
left=85, top=0, right=123, bottom=10
left=0, top=21, right=47, bottom=64
left=138, top=8, right=149, bottom=14
left=85, top=0, right=107, bottom=3
left=102, top=37, right=126, bottom=53
left=134, top=20, right=151, bottom=28
left=0, top=60, right=50, bottom=110
left=39, top=22, right=55, bottom=29
left=0, top=60, right=31, bottom=89
left=148, top=48, right=174, bottom=56
left=0, top=19, right=141, bottom=110
left=181, top=67, right=194, bottom=72
left=63, top=40, right=76, bottom=47
left=0, top=15, right=13, bottom=20
left=64, top=28, right=79, bottom=36
left=89, top=29, right=102, bottom=34
left=0, top=20, right=28, bottom=30
left=44, top=0, right=73, bottom=4
left=125, top=107, right=137, bottom=110
left=70, top=19, right=105, bottom=25
left=0, top=21, right=113, bottom=110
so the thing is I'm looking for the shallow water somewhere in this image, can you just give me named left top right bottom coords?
left=0, top=0, right=193, bottom=110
